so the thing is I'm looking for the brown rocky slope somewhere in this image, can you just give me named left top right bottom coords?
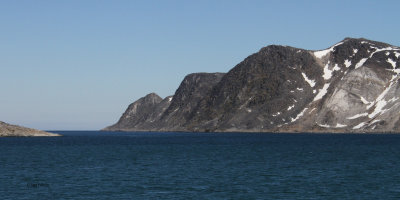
left=0, top=121, right=60, bottom=137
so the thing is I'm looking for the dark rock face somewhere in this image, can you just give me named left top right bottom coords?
left=187, top=46, right=322, bottom=132
left=103, top=93, right=170, bottom=131
left=103, top=73, right=225, bottom=131
left=0, top=121, right=60, bottom=137
left=158, top=73, right=225, bottom=131
left=105, top=38, right=400, bottom=133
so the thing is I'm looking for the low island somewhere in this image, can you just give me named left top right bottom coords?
left=0, top=121, right=60, bottom=137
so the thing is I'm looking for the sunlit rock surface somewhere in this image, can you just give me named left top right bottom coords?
left=105, top=38, right=400, bottom=133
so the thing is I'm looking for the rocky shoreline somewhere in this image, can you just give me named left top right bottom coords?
left=0, top=121, right=61, bottom=137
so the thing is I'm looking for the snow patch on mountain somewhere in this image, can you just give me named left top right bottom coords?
left=360, top=96, right=370, bottom=104
left=318, top=124, right=331, bottom=128
left=336, top=123, right=347, bottom=128
left=347, top=113, right=368, bottom=120
left=323, top=63, right=341, bottom=80
left=355, top=58, right=368, bottom=69
left=313, top=42, right=343, bottom=59
left=344, top=59, right=352, bottom=68
left=353, top=122, right=366, bottom=129
left=387, top=58, right=396, bottom=68
left=302, top=72, right=316, bottom=87
left=290, top=108, right=308, bottom=122
left=272, top=112, right=281, bottom=117
left=313, top=83, right=330, bottom=101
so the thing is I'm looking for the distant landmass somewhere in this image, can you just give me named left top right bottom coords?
left=104, top=38, right=400, bottom=133
left=0, top=121, right=60, bottom=137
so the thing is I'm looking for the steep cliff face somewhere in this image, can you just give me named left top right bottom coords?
left=103, top=93, right=172, bottom=131
left=187, top=45, right=323, bottom=132
left=0, top=121, right=60, bottom=137
left=103, top=73, right=225, bottom=131
left=105, top=38, right=400, bottom=133
left=157, top=73, right=225, bottom=131
left=293, top=38, right=400, bottom=133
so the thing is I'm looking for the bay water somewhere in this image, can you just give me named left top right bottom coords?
left=1, top=131, right=400, bottom=199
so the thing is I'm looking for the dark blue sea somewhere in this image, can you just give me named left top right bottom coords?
left=1, top=131, right=400, bottom=199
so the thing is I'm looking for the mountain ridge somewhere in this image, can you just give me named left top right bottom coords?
left=104, top=38, right=400, bottom=133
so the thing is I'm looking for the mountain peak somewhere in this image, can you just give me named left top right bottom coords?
left=105, top=38, right=400, bottom=133
left=340, top=37, right=396, bottom=48
left=144, top=92, right=160, bottom=98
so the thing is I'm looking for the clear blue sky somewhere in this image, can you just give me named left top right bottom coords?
left=1, top=0, right=399, bottom=130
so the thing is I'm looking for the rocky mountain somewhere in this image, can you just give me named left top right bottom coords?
left=104, top=38, right=400, bottom=133
left=103, top=73, right=225, bottom=131
left=104, top=93, right=172, bottom=131
left=0, top=121, right=61, bottom=137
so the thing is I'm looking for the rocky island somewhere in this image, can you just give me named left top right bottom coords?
left=104, top=38, right=400, bottom=133
left=0, top=121, right=60, bottom=137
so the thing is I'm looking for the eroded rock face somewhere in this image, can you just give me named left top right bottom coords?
left=105, top=38, right=400, bottom=133
left=0, top=121, right=60, bottom=137
left=103, top=73, right=225, bottom=131
left=158, top=73, right=225, bottom=131
left=103, top=93, right=170, bottom=131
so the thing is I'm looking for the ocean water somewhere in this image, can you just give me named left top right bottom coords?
left=1, top=131, right=400, bottom=199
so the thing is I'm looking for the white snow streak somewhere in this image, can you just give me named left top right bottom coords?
left=323, top=63, right=332, bottom=80
left=313, top=83, right=330, bottom=101
left=272, top=112, right=281, bottom=117
left=319, top=123, right=347, bottom=128
left=353, top=49, right=359, bottom=54
left=347, top=113, right=368, bottom=120
left=323, top=63, right=341, bottom=80
left=302, top=73, right=316, bottom=87
left=287, top=105, right=295, bottom=111
left=291, top=108, right=308, bottom=122
left=318, top=124, right=331, bottom=128
left=355, top=58, right=368, bottom=69
left=368, top=99, right=388, bottom=118
left=395, top=52, right=400, bottom=58
left=317, top=123, right=347, bottom=128
left=387, top=58, right=397, bottom=68
left=369, top=47, right=397, bottom=58
left=308, top=108, right=316, bottom=114
left=313, top=42, right=343, bottom=59
left=367, top=71, right=399, bottom=119
left=314, top=49, right=331, bottom=59
left=360, top=96, right=370, bottom=104
left=336, top=123, right=347, bottom=128
left=388, top=97, right=399, bottom=103
left=371, top=120, right=381, bottom=124
left=353, top=47, right=397, bottom=70
left=353, top=122, right=366, bottom=129
left=344, top=59, right=352, bottom=68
